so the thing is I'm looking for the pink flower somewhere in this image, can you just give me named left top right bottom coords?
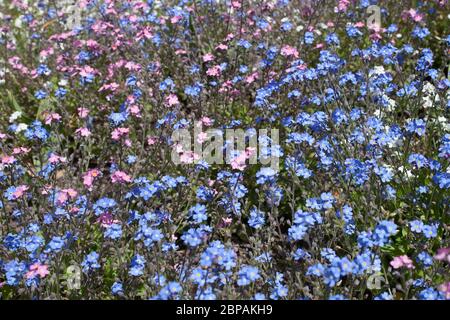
left=26, top=263, right=49, bottom=279
left=75, top=127, right=92, bottom=138
left=77, top=108, right=90, bottom=119
left=1, top=155, right=16, bottom=165
left=97, top=212, right=119, bottom=227
left=216, top=44, right=228, bottom=51
left=201, top=117, right=214, bottom=127
left=99, top=82, right=119, bottom=92
left=231, top=1, right=241, bottom=9
left=390, top=255, right=415, bottom=269
left=13, top=185, right=29, bottom=200
left=171, top=15, right=182, bottom=24
left=44, top=113, right=62, bottom=125
left=166, top=94, right=180, bottom=106
left=180, top=151, right=200, bottom=164
left=124, top=61, right=141, bottom=72
left=174, top=143, right=184, bottom=153
left=197, top=132, right=208, bottom=144
left=12, top=147, right=30, bottom=155
left=111, top=171, right=132, bottom=184
left=245, top=72, right=259, bottom=84
left=280, top=45, right=299, bottom=58
left=230, top=148, right=255, bottom=171
left=128, top=105, right=141, bottom=116
left=147, top=136, right=158, bottom=145
left=48, top=153, right=67, bottom=164
left=79, top=65, right=96, bottom=78
left=219, top=217, right=233, bottom=227
left=438, top=282, right=450, bottom=299
left=111, top=127, right=129, bottom=140
left=434, top=247, right=450, bottom=262
left=40, top=47, right=54, bottom=58
left=405, top=9, right=424, bottom=22
left=83, top=169, right=101, bottom=189
left=337, top=0, right=350, bottom=12
left=56, top=189, right=78, bottom=205
left=206, top=65, right=221, bottom=77
left=203, top=53, right=215, bottom=62
left=225, top=33, right=234, bottom=41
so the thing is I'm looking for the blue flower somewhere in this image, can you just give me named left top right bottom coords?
left=104, top=223, right=122, bottom=240
left=329, top=294, right=347, bottom=300
left=111, top=282, right=124, bottom=295
left=270, top=282, right=288, bottom=300
left=154, top=281, right=182, bottom=300
left=406, top=119, right=426, bottom=136
left=433, top=172, right=450, bottom=189
left=285, top=156, right=312, bottom=179
left=129, top=254, right=146, bottom=276
left=81, top=251, right=100, bottom=273
left=323, top=266, right=341, bottom=287
left=256, top=167, right=277, bottom=185
left=37, top=64, right=51, bottom=76
left=34, top=90, right=48, bottom=100
left=181, top=228, right=205, bottom=247
left=254, top=293, right=266, bottom=300
left=418, top=287, right=444, bottom=300
left=354, top=251, right=374, bottom=274
left=248, top=208, right=265, bottom=229
left=190, top=268, right=208, bottom=286
left=196, top=186, right=214, bottom=201
left=4, top=260, right=26, bottom=286
left=293, top=248, right=311, bottom=261
left=306, top=263, right=325, bottom=277
left=374, top=292, right=393, bottom=300
left=25, top=235, right=45, bottom=253
left=288, top=223, right=308, bottom=241
left=408, top=153, right=429, bottom=169
left=304, top=31, right=314, bottom=44
left=374, top=165, right=393, bottom=183
left=337, top=257, right=355, bottom=275
left=412, top=26, right=430, bottom=39
left=422, top=224, right=438, bottom=239
left=237, top=266, right=260, bottom=286
left=23, top=121, right=49, bottom=141
left=409, top=220, right=424, bottom=233
left=189, top=204, right=208, bottom=224
left=108, top=112, right=128, bottom=126
left=371, top=220, right=398, bottom=246
left=417, top=252, right=433, bottom=267
left=93, top=198, right=117, bottom=215
left=45, top=236, right=65, bottom=253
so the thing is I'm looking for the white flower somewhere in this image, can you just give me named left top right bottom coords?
left=9, top=111, right=22, bottom=123
left=437, top=117, right=449, bottom=131
left=398, top=166, right=413, bottom=180
left=16, top=123, right=28, bottom=133
left=369, top=66, right=386, bottom=77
